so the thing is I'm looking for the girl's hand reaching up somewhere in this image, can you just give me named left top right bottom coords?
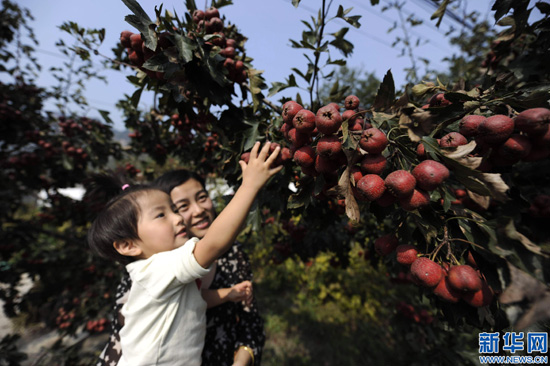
left=239, top=142, right=282, bottom=191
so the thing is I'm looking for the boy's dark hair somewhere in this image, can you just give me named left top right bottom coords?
left=85, top=173, right=157, bottom=265
left=153, top=169, right=206, bottom=195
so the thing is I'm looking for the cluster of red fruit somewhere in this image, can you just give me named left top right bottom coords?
left=120, top=6, right=247, bottom=84
left=279, top=96, right=452, bottom=210
left=395, top=301, right=433, bottom=325
left=375, top=234, right=493, bottom=308
left=119, top=30, right=170, bottom=79
left=420, top=103, right=550, bottom=168
left=192, top=7, right=247, bottom=84
left=56, top=307, right=76, bottom=330
left=168, top=112, right=212, bottom=147
left=86, top=318, right=109, bottom=333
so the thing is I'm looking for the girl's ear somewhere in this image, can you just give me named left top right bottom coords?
left=114, top=240, right=142, bottom=258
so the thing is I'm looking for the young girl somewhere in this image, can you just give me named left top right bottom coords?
left=87, top=142, right=280, bottom=366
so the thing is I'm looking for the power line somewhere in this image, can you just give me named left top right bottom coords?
left=348, top=0, right=455, bottom=53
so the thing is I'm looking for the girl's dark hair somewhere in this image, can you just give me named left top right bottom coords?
left=84, top=173, right=157, bottom=265
left=153, top=169, right=206, bottom=195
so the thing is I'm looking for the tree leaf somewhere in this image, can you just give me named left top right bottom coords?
left=242, top=119, right=262, bottom=151
left=337, top=167, right=360, bottom=222
left=430, top=0, right=450, bottom=28
left=122, top=0, right=157, bottom=51
left=373, top=70, right=395, bottom=112
left=292, top=0, right=301, bottom=8
left=173, top=33, right=195, bottom=64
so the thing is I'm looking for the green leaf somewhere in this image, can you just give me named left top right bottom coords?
left=173, top=33, right=195, bottom=64
left=98, top=110, right=112, bottom=124
left=122, top=0, right=157, bottom=51
left=130, top=87, right=143, bottom=108
left=242, top=120, right=262, bottom=151
left=292, top=0, right=301, bottom=8
left=430, top=0, right=450, bottom=28
left=329, top=28, right=354, bottom=57
left=491, top=0, right=515, bottom=23
left=373, top=70, right=395, bottom=112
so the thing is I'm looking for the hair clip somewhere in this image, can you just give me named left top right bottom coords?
left=122, top=184, right=130, bottom=191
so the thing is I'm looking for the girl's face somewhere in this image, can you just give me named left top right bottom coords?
left=133, top=190, right=189, bottom=259
left=170, top=178, right=215, bottom=239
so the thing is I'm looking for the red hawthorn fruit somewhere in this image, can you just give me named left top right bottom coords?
left=130, top=33, right=143, bottom=52
left=301, top=164, right=320, bottom=177
left=477, top=114, right=514, bottom=145
left=514, top=107, right=550, bottom=136
left=349, top=120, right=365, bottom=132
left=459, top=115, right=485, bottom=137
left=428, top=93, right=451, bottom=107
left=410, top=257, right=443, bottom=288
left=360, top=154, right=387, bottom=175
left=314, top=155, right=340, bottom=174
left=316, top=136, right=342, bottom=157
left=327, top=102, right=341, bottom=111
left=192, top=9, right=205, bottom=22
left=220, top=46, right=236, bottom=59
left=272, top=147, right=292, bottom=167
left=462, top=280, right=493, bottom=307
left=439, top=132, right=468, bottom=148
left=433, top=275, right=462, bottom=303
left=412, top=160, right=450, bottom=191
left=342, top=110, right=360, bottom=125
left=356, top=174, right=386, bottom=201
left=497, top=134, right=532, bottom=160
left=226, top=38, right=237, bottom=48
left=128, top=50, right=144, bottom=67
left=359, top=128, right=388, bottom=154
left=280, top=122, right=292, bottom=140
left=208, top=17, right=224, bottom=32
left=205, top=7, right=220, bottom=20
left=211, top=31, right=226, bottom=47
left=344, top=95, right=360, bottom=110
left=282, top=101, right=303, bottom=124
left=240, top=152, right=250, bottom=163
left=416, top=143, right=426, bottom=159
left=374, top=234, right=399, bottom=256
left=293, top=145, right=316, bottom=167
left=396, top=244, right=418, bottom=265
left=292, top=109, right=316, bottom=134
left=447, top=265, right=482, bottom=292
left=385, top=170, right=416, bottom=198
left=399, top=189, right=430, bottom=211
left=288, top=128, right=310, bottom=148
left=350, top=166, right=363, bottom=185
left=316, top=105, right=343, bottom=135
left=120, top=30, right=133, bottom=48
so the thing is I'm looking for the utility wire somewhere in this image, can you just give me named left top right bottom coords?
left=348, top=0, right=455, bottom=53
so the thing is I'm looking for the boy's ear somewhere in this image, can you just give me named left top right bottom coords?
left=113, top=240, right=142, bottom=257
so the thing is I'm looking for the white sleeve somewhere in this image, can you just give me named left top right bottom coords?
left=128, top=237, right=211, bottom=300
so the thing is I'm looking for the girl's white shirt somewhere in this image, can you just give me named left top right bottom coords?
left=118, top=237, right=211, bottom=366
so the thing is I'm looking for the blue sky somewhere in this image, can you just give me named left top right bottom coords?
left=17, top=0, right=498, bottom=130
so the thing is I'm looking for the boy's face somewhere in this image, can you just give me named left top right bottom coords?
left=133, top=190, right=189, bottom=259
left=170, top=178, right=216, bottom=240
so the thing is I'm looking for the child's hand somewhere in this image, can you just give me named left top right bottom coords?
left=239, top=142, right=283, bottom=191
left=227, top=280, right=253, bottom=305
